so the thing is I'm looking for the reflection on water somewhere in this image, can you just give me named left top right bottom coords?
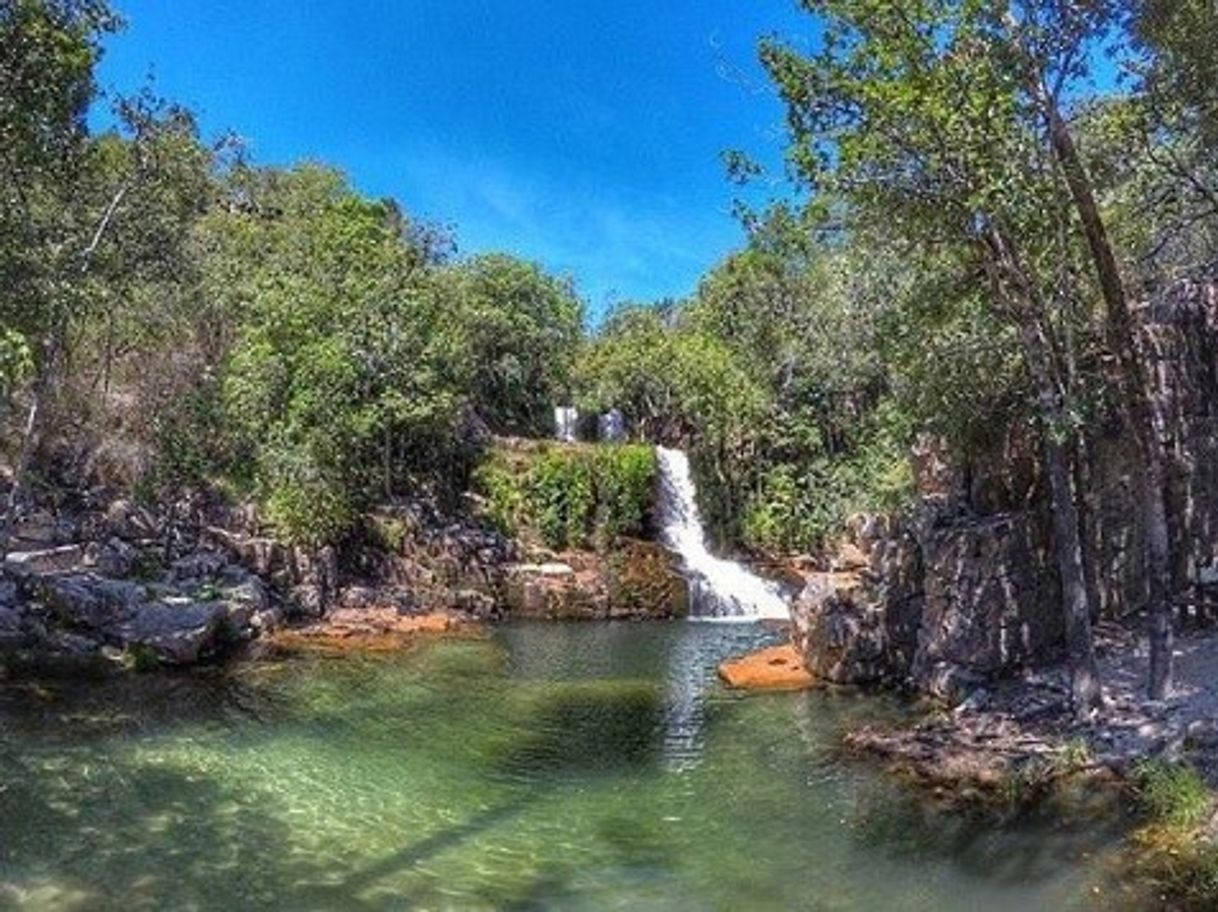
left=0, top=622, right=1132, bottom=911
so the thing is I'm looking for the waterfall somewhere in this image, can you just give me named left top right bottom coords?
left=554, top=406, right=579, bottom=442
left=655, top=446, right=790, bottom=622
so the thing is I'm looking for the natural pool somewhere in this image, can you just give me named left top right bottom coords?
left=1, top=622, right=1133, bottom=910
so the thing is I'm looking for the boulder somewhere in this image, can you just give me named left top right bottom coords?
left=111, top=601, right=227, bottom=665
left=45, top=630, right=101, bottom=658
left=38, top=574, right=144, bottom=631
left=10, top=510, right=76, bottom=547
left=170, top=550, right=229, bottom=583
left=218, top=578, right=269, bottom=632
left=83, top=538, right=137, bottom=578
left=792, top=573, right=892, bottom=685
left=104, top=499, right=159, bottom=541
left=0, top=605, right=23, bottom=646
left=286, top=584, right=327, bottom=619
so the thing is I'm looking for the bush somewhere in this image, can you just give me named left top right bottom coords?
left=473, top=443, right=656, bottom=550
left=1134, top=760, right=1212, bottom=829
left=529, top=450, right=596, bottom=549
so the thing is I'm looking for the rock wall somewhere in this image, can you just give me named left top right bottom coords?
left=792, top=509, right=1063, bottom=699
left=795, top=276, right=1218, bottom=700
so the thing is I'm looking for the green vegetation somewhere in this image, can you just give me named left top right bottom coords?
left=1134, top=760, right=1212, bottom=830
left=2, top=2, right=1218, bottom=708
left=1129, top=760, right=1218, bottom=909
left=474, top=444, right=656, bottom=550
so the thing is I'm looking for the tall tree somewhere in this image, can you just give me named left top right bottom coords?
left=0, top=0, right=118, bottom=550
left=992, top=0, right=1175, bottom=698
left=761, top=0, right=1106, bottom=712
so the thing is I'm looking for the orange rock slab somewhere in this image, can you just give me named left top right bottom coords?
left=268, top=610, right=480, bottom=654
left=717, top=644, right=815, bottom=691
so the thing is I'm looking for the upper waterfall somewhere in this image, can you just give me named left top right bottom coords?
left=655, top=446, right=790, bottom=622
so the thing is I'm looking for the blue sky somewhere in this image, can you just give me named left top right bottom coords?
left=94, top=1, right=817, bottom=316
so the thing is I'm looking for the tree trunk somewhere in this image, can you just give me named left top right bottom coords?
left=1042, top=94, right=1174, bottom=699
left=982, top=225, right=1103, bottom=714
left=1017, top=313, right=1103, bottom=715
left=0, top=335, right=59, bottom=557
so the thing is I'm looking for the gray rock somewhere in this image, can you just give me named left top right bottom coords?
left=4, top=544, right=85, bottom=576
left=0, top=605, right=23, bottom=646
left=112, top=601, right=227, bottom=664
left=39, top=574, right=143, bottom=630
left=286, top=584, right=326, bottom=619
left=224, top=578, right=269, bottom=613
left=170, top=550, right=228, bottom=583
left=105, top=499, right=159, bottom=541
left=46, top=630, right=101, bottom=657
left=84, top=538, right=137, bottom=578
left=250, top=606, right=283, bottom=632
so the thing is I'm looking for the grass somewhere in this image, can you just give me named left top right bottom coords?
left=1127, top=760, right=1218, bottom=910
left=1133, top=760, right=1211, bottom=830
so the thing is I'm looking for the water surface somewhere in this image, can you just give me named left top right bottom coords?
left=0, top=623, right=1130, bottom=910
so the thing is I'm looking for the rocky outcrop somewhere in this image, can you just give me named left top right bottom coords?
left=795, top=275, right=1218, bottom=701
left=0, top=560, right=276, bottom=668
left=503, top=539, right=688, bottom=620
left=794, top=509, right=1067, bottom=699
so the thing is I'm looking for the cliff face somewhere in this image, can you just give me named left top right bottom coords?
left=794, top=276, right=1218, bottom=700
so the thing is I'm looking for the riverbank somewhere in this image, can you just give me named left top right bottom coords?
left=720, top=619, right=1218, bottom=908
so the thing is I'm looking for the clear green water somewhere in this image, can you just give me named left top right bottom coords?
left=0, top=622, right=1131, bottom=911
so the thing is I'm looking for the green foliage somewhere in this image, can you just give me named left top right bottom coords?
left=592, top=444, right=656, bottom=544
left=528, top=450, right=596, bottom=550
left=450, top=254, right=584, bottom=435
left=740, top=399, right=913, bottom=552
left=474, top=444, right=656, bottom=551
left=0, top=329, right=32, bottom=396
left=120, top=643, right=160, bottom=672
left=1128, top=759, right=1218, bottom=910
left=1134, top=760, right=1212, bottom=830
left=211, top=166, right=470, bottom=543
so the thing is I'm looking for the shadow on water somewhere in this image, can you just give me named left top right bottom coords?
left=0, top=753, right=308, bottom=910
left=495, top=681, right=665, bottom=781
left=845, top=773, right=1130, bottom=891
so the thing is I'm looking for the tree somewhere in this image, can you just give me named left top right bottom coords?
left=761, top=0, right=1108, bottom=712
left=0, top=1, right=214, bottom=549
left=215, top=165, right=471, bottom=544
left=449, top=254, right=584, bottom=436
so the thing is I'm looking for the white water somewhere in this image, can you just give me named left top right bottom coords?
left=655, top=446, right=790, bottom=622
left=554, top=406, right=579, bottom=442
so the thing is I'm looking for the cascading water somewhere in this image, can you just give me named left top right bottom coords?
left=655, top=446, right=790, bottom=622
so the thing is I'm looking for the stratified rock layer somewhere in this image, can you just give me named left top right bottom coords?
left=794, top=276, right=1218, bottom=701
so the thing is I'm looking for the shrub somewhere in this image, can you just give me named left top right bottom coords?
left=473, top=443, right=656, bottom=550
left=1134, top=760, right=1212, bottom=830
